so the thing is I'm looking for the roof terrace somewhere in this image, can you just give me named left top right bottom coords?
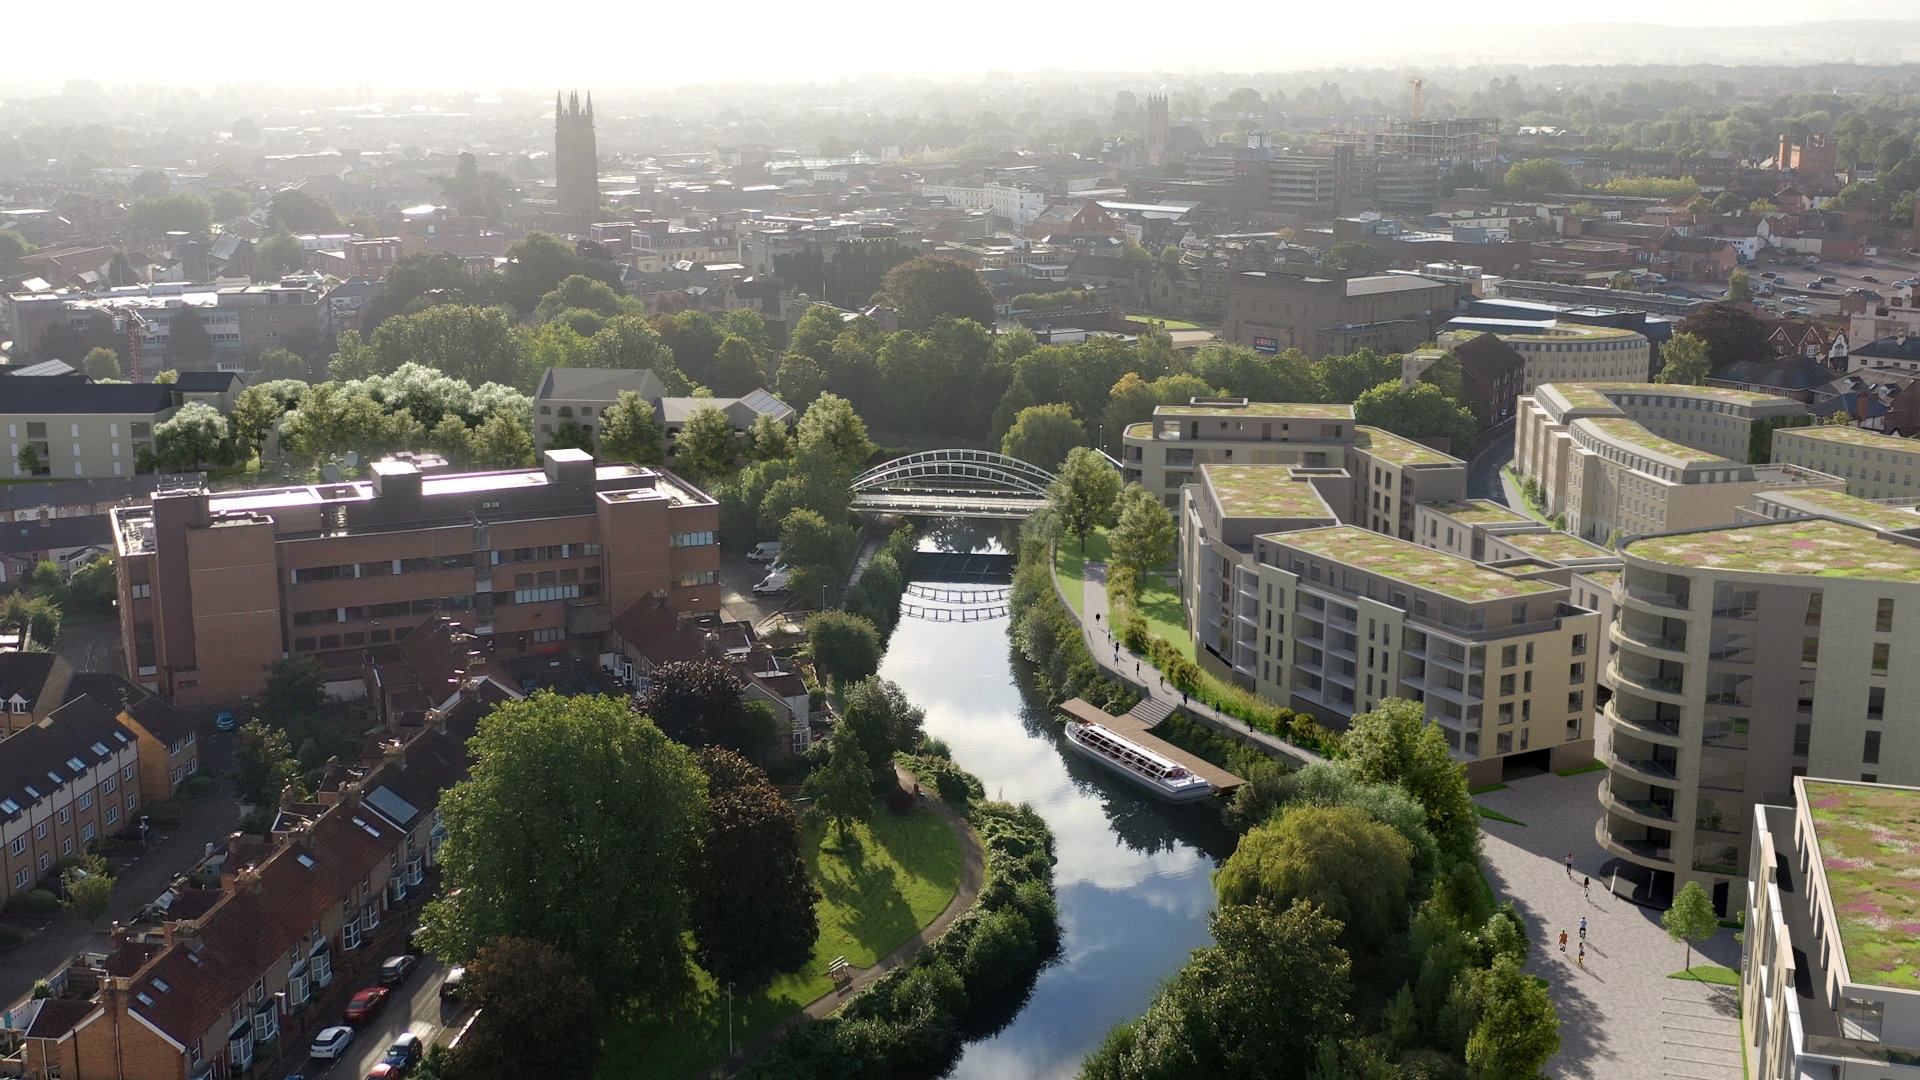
left=1354, top=427, right=1461, bottom=467
left=1202, top=465, right=1335, bottom=520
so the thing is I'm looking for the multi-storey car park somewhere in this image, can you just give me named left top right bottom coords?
left=111, top=449, right=719, bottom=707
left=1600, top=515, right=1920, bottom=912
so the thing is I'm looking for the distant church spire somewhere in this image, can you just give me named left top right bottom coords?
left=554, top=89, right=599, bottom=237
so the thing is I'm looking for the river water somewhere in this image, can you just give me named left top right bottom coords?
left=877, top=545, right=1233, bottom=1080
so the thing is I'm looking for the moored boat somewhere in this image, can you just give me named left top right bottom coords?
left=1063, top=720, right=1214, bottom=802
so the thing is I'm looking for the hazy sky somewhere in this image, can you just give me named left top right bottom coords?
left=4, top=2, right=1910, bottom=90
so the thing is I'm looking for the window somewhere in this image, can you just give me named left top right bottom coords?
left=130, top=583, right=150, bottom=599
left=78, top=792, right=92, bottom=811
left=672, top=571, right=718, bottom=588
left=1569, top=662, right=1586, bottom=684
left=81, top=823, right=94, bottom=843
left=508, top=584, right=582, bottom=604
left=1714, top=585, right=1760, bottom=619
left=1496, top=732, right=1512, bottom=754
left=1498, top=702, right=1514, bottom=725
left=1523, top=671, right=1533, bottom=693
left=1699, top=756, right=1747, bottom=792
left=531, top=627, right=565, bottom=643
left=59, top=807, right=70, bottom=824
left=1501, top=645, right=1517, bottom=668
left=669, top=531, right=716, bottom=548
left=8, top=837, right=21, bottom=856
left=1806, top=591, right=1823, bottom=626
left=1874, top=643, right=1891, bottom=674
left=1871, top=686, right=1886, bottom=718
left=12, top=867, right=25, bottom=889
left=106, top=806, right=118, bottom=826
left=103, top=776, right=115, bottom=795
left=36, top=822, right=46, bottom=840
left=1705, top=673, right=1752, bottom=706
left=1499, top=674, right=1515, bottom=696
left=1568, top=690, right=1584, bottom=712
left=1802, top=636, right=1820, bottom=668
left=1879, top=598, right=1896, bottom=633
left=1866, top=731, right=1882, bottom=765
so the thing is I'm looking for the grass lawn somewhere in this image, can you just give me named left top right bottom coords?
left=1469, top=783, right=1509, bottom=796
left=1476, top=804, right=1526, bottom=826
left=1054, top=542, right=1085, bottom=615
left=1500, top=466, right=1550, bottom=524
left=1669, top=965, right=1739, bottom=986
left=1557, top=760, right=1607, bottom=777
left=1137, top=569, right=1191, bottom=659
left=598, top=803, right=963, bottom=1080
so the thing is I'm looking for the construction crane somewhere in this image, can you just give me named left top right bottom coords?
left=1409, top=77, right=1424, bottom=122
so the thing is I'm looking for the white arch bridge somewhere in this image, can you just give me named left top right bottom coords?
left=850, top=449, right=1056, bottom=519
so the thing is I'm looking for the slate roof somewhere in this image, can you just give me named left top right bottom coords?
left=534, top=366, right=666, bottom=403
left=0, top=695, right=135, bottom=823
left=0, top=653, right=62, bottom=714
left=0, top=383, right=176, bottom=414
left=0, top=515, right=114, bottom=556
left=1854, top=336, right=1920, bottom=363
left=64, top=672, right=197, bottom=745
left=24, top=998, right=97, bottom=1040
left=0, top=475, right=182, bottom=514
left=169, top=371, right=242, bottom=394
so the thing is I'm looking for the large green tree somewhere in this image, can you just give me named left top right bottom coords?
left=371, top=304, right=520, bottom=387
left=419, top=693, right=708, bottom=1008
left=268, top=189, right=339, bottom=233
left=1108, top=484, right=1177, bottom=572
left=154, top=402, right=231, bottom=470
left=794, top=393, right=874, bottom=472
left=1353, top=381, right=1479, bottom=455
left=1047, top=446, right=1123, bottom=553
left=1501, top=157, right=1576, bottom=197
left=231, top=720, right=299, bottom=805
left=1656, top=331, right=1713, bottom=386
left=638, top=659, right=766, bottom=758
left=1454, top=953, right=1561, bottom=1080
left=674, top=404, right=737, bottom=481
left=599, top=391, right=663, bottom=465
left=1663, top=880, right=1719, bottom=969
left=1316, top=348, right=1401, bottom=404
left=839, top=677, right=926, bottom=791
left=1323, top=241, right=1383, bottom=274
left=1342, top=698, right=1480, bottom=863
left=691, top=749, right=820, bottom=988
left=501, top=232, right=620, bottom=316
left=448, top=938, right=603, bottom=1080
left=128, top=194, right=212, bottom=236
left=655, top=310, right=727, bottom=388
left=781, top=508, right=858, bottom=600
left=806, top=611, right=882, bottom=686
left=83, top=346, right=121, bottom=380
left=879, top=255, right=995, bottom=331
left=801, top=724, right=872, bottom=840
left=1001, top=403, right=1086, bottom=472
left=1675, top=303, right=1768, bottom=370
left=1215, top=804, right=1414, bottom=952
left=1081, top=900, right=1352, bottom=1080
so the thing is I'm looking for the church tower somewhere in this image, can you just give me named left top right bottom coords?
left=1144, top=94, right=1169, bottom=167
left=555, top=91, right=598, bottom=236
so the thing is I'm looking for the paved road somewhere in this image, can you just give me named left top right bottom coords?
left=1476, top=773, right=1743, bottom=1080
left=290, top=958, right=467, bottom=1080
left=1468, top=428, right=1514, bottom=504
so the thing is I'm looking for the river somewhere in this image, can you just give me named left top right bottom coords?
left=877, top=540, right=1233, bottom=1080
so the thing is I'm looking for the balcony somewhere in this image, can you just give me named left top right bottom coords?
left=1601, top=777, right=1675, bottom=824
left=1610, top=659, right=1686, bottom=701
left=1623, top=577, right=1691, bottom=612
left=1607, top=750, right=1679, bottom=782
left=1596, top=815, right=1674, bottom=863
left=1603, top=699, right=1683, bottom=744
left=1612, top=620, right=1687, bottom=655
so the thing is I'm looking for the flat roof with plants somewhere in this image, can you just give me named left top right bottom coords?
left=1203, top=465, right=1336, bottom=520
left=1498, top=530, right=1615, bottom=564
left=1628, top=520, right=1920, bottom=581
left=1784, top=490, right=1920, bottom=534
left=1581, top=416, right=1730, bottom=464
left=1803, top=780, right=1920, bottom=991
left=1271, top=525, right=1558, bottom=603
left=1354, top=427, right=1461, bottom=467
left=1781, top=426, right=1920, bottom=454
left=1540, top=383, right=1626, bottom=415
left=1588, top=382, right=1795, bottom=407
left=1155, top=402, right=1355, bottom=419
left=1427, top=499, right=1531, bottom=525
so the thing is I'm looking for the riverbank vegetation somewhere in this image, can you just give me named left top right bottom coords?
left=737, top=744, right=1061, bottom=1080
left=1085, top=699, right=1557, bottom=1080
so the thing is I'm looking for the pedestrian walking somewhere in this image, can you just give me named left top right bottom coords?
left=1135, top=661, right=1141, bottom=676
left=1181, top=689, right=1188, bottom=706
left=1094, top=613, right=1101, bottom=625
left=1577, top=942, right=1585, bottom=967
left=1558, top=930, right=1568, bottom=953
left=1583, top=874, right=1591, bottom=898
left=1565, top=853, right=1574, bottom=878
left=1579, top=917, right=1587, bottom=941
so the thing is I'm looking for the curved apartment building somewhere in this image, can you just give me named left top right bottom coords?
left=1441, top=323, right=1650, bottom=394
left=1600, top=516, right=1920, bottom=911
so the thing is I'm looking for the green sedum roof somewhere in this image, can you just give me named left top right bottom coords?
left=1273, top=525, right=1558, bottom=602
left=1427, top=499, right=1531, bottom=525
left=1582, top=416, right=1729, bottom=463
left=1803, top=780, right=1920, bottom=991
left=1586, top=382, right=1793, bottom=406
left=1787, top=426, right=1920, bottom=453
left=1203, top=465, right=1336, bottom=520
left=1628, top=520, right=1920, bottom=581
left=1786, top=490, right=1920, bottom=534
left=1498, top=531, right=1615, bottom=564
left=1155, top=402, right=1355, bottom=419
left=1354, top=427, right=1461, bottom=466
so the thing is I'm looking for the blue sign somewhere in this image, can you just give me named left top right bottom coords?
left=1253, top=337, right=1280, bottom=354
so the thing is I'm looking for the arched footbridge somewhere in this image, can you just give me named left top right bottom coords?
left=850, top=449, right=1057, bottom=519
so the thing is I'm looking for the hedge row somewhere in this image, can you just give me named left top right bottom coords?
left=735, top=760, right=1059, bottom=1080
left=1007, top=543, right=1136, bottom=713
left=845, top=523, right=917, bottom=644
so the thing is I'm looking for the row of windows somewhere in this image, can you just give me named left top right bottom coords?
left=509, top=567, right=599, bottom=589
left=293, top=596, right=474, bottom=626
left=7, top=422, right=152, bottom=439
left=670, top=531, right=717, bottom=548
left=1784, top=435, right=1917, bottom=467
left=491, top=543, right=599, bottom=564
left=293, top=555, right=476, bottom=583
left=508, top=584, right=585, bottom=604
left=672, top=571, right=718, bottom=588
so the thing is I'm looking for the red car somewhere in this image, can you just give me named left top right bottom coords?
left=343, top=987, right=390, bottom=1024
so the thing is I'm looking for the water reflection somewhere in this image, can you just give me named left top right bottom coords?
left=879, top=555, right=1230, bottom=1080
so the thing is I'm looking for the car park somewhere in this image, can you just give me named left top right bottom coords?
left=752, top=565, right=792, bottom=594
left=439, top=966, right=468, bottom=999
left=747, top=541, right=782, bottom=562
left=310, top=1026, right=355, bottom=1060
left=379, top=955, right=417, bottom=986
left=344, top=987, right=390, bottom=1024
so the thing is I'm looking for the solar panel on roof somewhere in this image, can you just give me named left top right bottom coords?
left=364, top=785, right=419, bottom=827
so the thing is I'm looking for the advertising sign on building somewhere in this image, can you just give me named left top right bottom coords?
left=1253, top=336, right=1280, bottom=354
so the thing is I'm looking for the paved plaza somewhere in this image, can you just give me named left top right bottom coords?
left=1477, top=773, right=1745, bottom=1080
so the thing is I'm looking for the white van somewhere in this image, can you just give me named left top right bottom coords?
left=748, top=542, right=782, bottom=563
left=753, top=565, right=792, bottom=594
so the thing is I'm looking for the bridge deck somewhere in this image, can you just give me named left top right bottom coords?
left=1058, top=698, right=1245, bottom=795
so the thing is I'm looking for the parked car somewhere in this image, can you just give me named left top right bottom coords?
left=752, top=566, right=792, bottom=595
left=215, top=711, right=237, bottom=731
left=1795, top=307, right=1813, bottom=315
left=384, top=1033, right=424, bottom=1070
left=1822, top=275, right=1839, bottom=283
left=365, top=1065, right=405, bottom=1080
left=379, top=955, right=417, bottom=986
left=747, top=541, right=782, bottom=562
left=439, top=966, right=468, bottom=999
left=1863, top=275, right=1881, bottom=283
left=344, top=987, right=390, bottom=1024
left=310, top=1026, right=355, bottom=1060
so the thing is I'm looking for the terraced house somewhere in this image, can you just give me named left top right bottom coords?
left=1600, top=516, right=1920, bottom=913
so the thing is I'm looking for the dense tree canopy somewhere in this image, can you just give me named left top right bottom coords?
left=879, top=255, right=996, bottom=331
left=448, top=938, right=603, bottom=1080
left=691, top=748, right=820, bottom=988
left=637, top=659, right=769, bottom=758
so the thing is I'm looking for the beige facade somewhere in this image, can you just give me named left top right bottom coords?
left=0, top=696, right=143, bottom=904
left=1439, top=323, right=1650, bottom=394
left=1772, top=425, right=1920, bottom=500
left=5, top=395, right=173, bottom=479
left=1224, top=271, right=1466, bottom=358
left=1601, top=518, right=1920, bottom=911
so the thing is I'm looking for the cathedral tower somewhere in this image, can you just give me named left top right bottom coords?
left=555, top=91, right=598, bottom=236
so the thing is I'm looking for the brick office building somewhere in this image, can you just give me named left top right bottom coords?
left=110, top=449, right=720, bottom=707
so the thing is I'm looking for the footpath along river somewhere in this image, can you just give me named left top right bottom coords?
left=876, top=547, right=1232, bottom=1079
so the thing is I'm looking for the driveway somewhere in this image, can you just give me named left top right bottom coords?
left=721, top=549, right=796, bottom=627
left=1475, top=772, right=1743, bottom=1080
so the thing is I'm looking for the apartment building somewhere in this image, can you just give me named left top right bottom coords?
left=1438, top=323, right=1650, bottom=395
left=0, top=695, right=143, bottom=904
left=0, top=652, right=75, bottom=736
left=1230, top=524, right=1600, bottom=785
left=1771, top=424, right=1920, bottom=500
left=1745, top=778, right=1920, bottom=1079
left=65, top=672, right=202, bottom=801
left=18, top=718, right=466, bottom=1080
left=8, top=282, right=324, bottom=373
left=1515, top=382, right=1835, bottom=543
left=1745, top=487, right=1920, bottom=537
left=110, top=449, right=721, bottom=707
left=1601, top=517, right=1920, bottom=912
left=5, top=383, right=177, bottom=479
left=1224, top=271, right=1466, bottom=359
left=1415, top=499, right=1539, bottom=561
left=1121, top=398, right=1466, bottom=521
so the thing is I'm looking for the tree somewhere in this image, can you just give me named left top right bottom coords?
left=255, top=230, right=306, bottom=278
left=1342, top=699, right=1480, bottom=862
left=879, top=255, right=995, bottom=331
left=708, top=334, right=765, bottom=397
left=151, top=369, right=178, bottom=385
left=637, top=659, right=762, bottom=756
left=229, top=380, right=308, bottom=457
left=773, top=352, right=828, bottom=412
left=83, top=346, right=121, bottom=381
left=371, top=305, right=520, bottom=387
left=781, top=508, right=858, bottom=600
left=1047, top=446, right=1123, bottom=553
left=470, top=413, right=534, bottom=468
left=600, top=391, right=663, bottom=465
left=1215, top=804, right=1414, bottom=952
left=1656, top=331, right=1713, bottom=386
left=1109, top=484, right=1177, bottom=572
left=267, top=189, right=339, bottom=233
left=1727, top=268, right=1752, bottom=302
left=1455, top=953, right=1561, bottom=1080
left=839, top=677, right=926, bottom=790
left=153, top=402, right=230, bottom=470
left=1323, top=241, right=1383, bottom=274
left=691, top=749, right=820, bottom=988
left=807, top=611, right=882, bottom=686
left=166, top=308, right=216, bottom=368
left=231, top=720, right=298, bottom=805
left=534, top=274, right=631, bottom=324
left=448, top=938, right=603, bottom=1080
left=1353, top=381, right=1479, bottom=454
left=1501, top=157, right=1576, bottom=197
left=128, top=194, right=211, bottom=236
left=261, top=655, right=327, bottom=725
left=747, top=413, right=790, bottom=462
left=1081, top=900, right=1351, bottom=1080
left=418, top=693, right=708, bottom=1007
left=794, top=393, right=874, bottom=472
left=590, top=315, right=684, bottom=387
left=501, top=232, right=617, bottom=316
left=1001, top=403, right=1085, bottom=472
left=252, top=346, right=308, bottom=382
left=802, top=724, right=872, bottom=840
left=0, top=229, right=38, bottom=273
left=328, top=330, right=381, bottom=381
left=209, top=188, right=250, bottom=222
left=1664, top=880, right=1719, bottom=970
left=1675, top=303, right=1768, bottom=370
left=655, top=310, right=726, bottom=386
left=548, top=418, right=595, bottom=455
left=674, top=404, right=737, bottom=481
left=719, top=308, right=773, bottom=360
left=1316, top=348, right=1401, bottom=404
left=16, top=443, right=42, bottom=477
left=63, top=855, right=114, bottom=926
